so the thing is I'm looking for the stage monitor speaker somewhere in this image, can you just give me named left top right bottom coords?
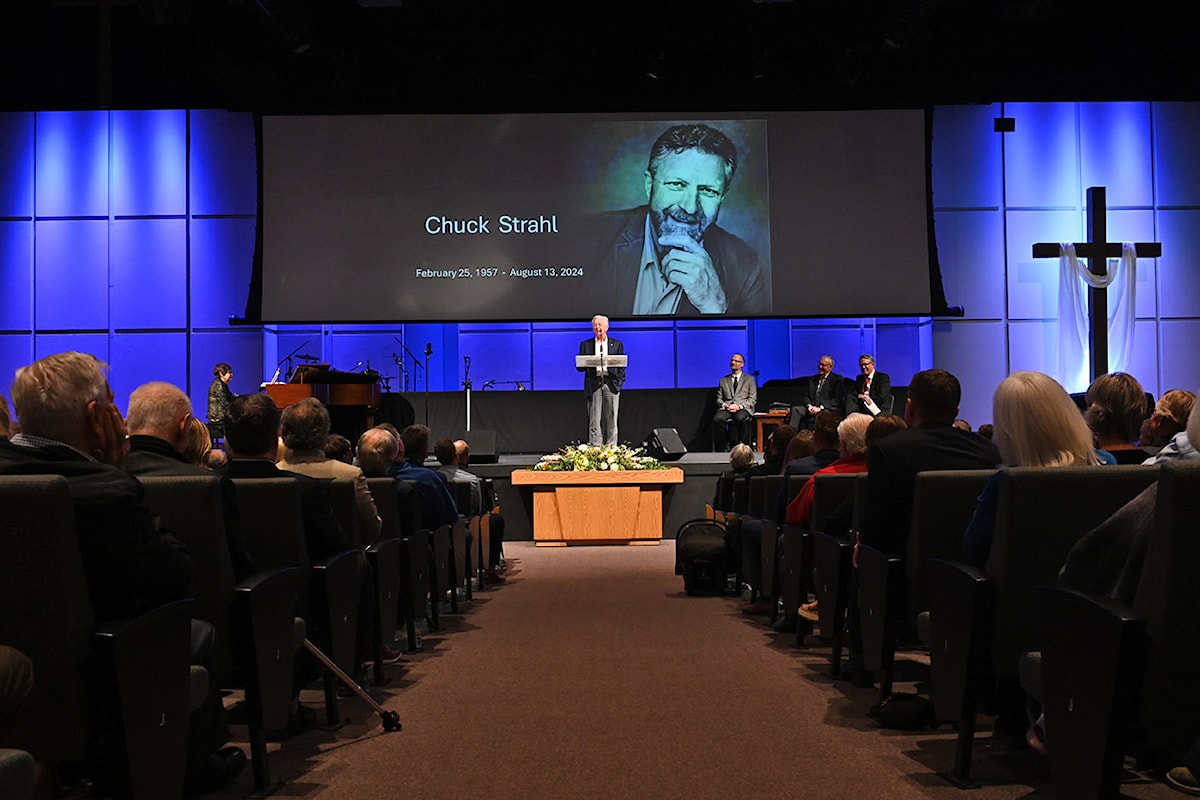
left=455, top=429, right=498, bottom=464
left=644, top=428, right=687, bottom=461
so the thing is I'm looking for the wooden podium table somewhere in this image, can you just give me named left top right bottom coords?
left=753, top=410, right=788, bottom=451
left=511, top=468, right=684, bottom=546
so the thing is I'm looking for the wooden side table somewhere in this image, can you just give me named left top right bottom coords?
left=753, top=410, right=789, bottom=452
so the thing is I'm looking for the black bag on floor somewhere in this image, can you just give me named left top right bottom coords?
left=675, top=518, right=730, bottom=596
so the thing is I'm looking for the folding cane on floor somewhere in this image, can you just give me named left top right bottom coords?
left=302, top=639, right=402, bottom=731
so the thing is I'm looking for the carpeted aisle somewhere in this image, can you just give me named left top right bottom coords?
left=209, top=541, right=1176, bottom=799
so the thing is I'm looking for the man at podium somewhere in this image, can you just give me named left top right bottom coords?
left=577, top=314, right=625, bottom=446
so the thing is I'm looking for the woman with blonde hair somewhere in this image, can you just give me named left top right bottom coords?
left=182, top=414, right=214, bottom=467
left=964, top=371, right=1104, bottom=566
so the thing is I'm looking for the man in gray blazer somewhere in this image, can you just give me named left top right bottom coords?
left=714, top=353, right=757, bottom=450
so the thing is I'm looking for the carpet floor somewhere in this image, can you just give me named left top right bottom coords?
left=205, top=542, right=1176, bottom=799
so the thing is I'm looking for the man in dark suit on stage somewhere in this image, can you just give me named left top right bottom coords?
left=848, top=353, right=892, bottom=417
left=578, top=314, right=625, bottom=445
left=788, top=355, right=846, bottom=430
left=591, top=123, right=769, bottom=316
left=713, top=353, right=757, bottom=450
left=859, top=368, right=1000, bottom=558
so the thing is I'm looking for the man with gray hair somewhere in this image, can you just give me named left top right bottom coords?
left=278, top=397, right=381, bottom=546
left=593, top=123, right=768, bottom=316
left=578, top=314, right=625, bottom=445
left=0, top=353, right=247, bottom=790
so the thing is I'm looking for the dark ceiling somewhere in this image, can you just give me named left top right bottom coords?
left=4, top=0, right=1198, bottom=114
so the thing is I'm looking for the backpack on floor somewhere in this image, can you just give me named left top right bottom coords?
left=675, top=518, right=731, bottom=596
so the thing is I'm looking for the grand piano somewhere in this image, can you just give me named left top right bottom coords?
left=263, top=364, right=382, bottom=438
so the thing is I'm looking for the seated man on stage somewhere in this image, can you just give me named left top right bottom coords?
left=713, top=353, right=756, bottom=450
left=787, top=355, right=846, bottom=431
left=848, top=353, right=891, bottom=417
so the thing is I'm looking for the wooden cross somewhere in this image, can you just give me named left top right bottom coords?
left=1031, top=186, right=1162, bottom=382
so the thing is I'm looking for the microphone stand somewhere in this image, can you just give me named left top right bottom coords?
left=277, top=339, right=310, bottom=383
left=423, top=342, right=432, bottom=425
left=463, top=355, right=473, bottom=432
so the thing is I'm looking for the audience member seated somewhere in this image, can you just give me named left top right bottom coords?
left=0, top=353, right=243, bottom=792
left=953, top=418, right=972, bottom=432
left=390, top=425, right=459, bottom=530
left=977, top=423, right=994, bottom=440
left=713, top=353, right=756, bottom=450
left=124, top=381, right=254, bottom=582
left=0, top=645, right=43, bottom=800
left=746, top=425, right=796, bottom=477
left=787, top=355, right=846, bottom=431
left=1139, top=388, right=1194, bottom=458
left=182, top=415, right=213, bottom=467
left=848, top=353, right=891, bottom=417
left=441, top=438, right=506, bottom=581
left=776, top=409, right=843, bottom=521
left=277, top=397, right=382, bottom=546
left=322, top=433, right=355, bottom=465
left=783, top=430, right=815, bottom=464
left=204, top=448, right=228, bottom=470
left=711, top=443, right=756, bottom=507
left=859, top=368, right=1000, bottom=559
left=1084, top=371, right=1153, bottom=464
left=962, top=371, right=1107, bottom=568
left=785, top=413, right=874, bottom=529
left=0, top=395, right=11, bottom=439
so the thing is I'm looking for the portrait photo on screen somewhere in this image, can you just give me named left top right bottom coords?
left=259, top=110, right=931, bottom=323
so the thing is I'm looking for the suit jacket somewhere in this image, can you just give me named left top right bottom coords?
left=861, top=425, right=1000, bottom=556
left=126, top=434, right=256, bottom=581
left=799, top=372, right=846, bottom=415
left=716, top=372, right=757, bottom=414
left=0, top=438, right=192, bottom=624
left=578, top=336, right=626, bottom=394
left=277, top=449, right=382, bottom=545
left=591, top=206, right=769, bottom=316
left=849, top=370, right=892, bottom=416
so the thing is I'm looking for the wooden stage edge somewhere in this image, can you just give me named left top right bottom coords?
left=511, top=467, right=685, bottom=546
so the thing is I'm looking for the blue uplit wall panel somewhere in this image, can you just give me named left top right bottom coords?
left=270, top=329, right=322, bottom=382
left=931, top=104, right=1003, bottom=209
left=1105, top=209, right=1158, bottom=320
left=746, top=318, right=788, bottom=380
left=1126, top=320, right=1160, bottom=395
left=876, top=320, right=932, bottom=388
left=616, top=328, right=675, bottom=389
left=1157, top=210, right=1200, bottom=320
left=109, top=332, right=188, bottom=412
left=35, top=111, right=109, bottom=219
left=676, top=328, right=748, bottom=388
left=190, top=330, right=266, bottom=418
left=933, top=210, right=1006, bottom=320
left=190, top=110, right=257, bottom=217
left=0, top=335, right=34, bottom=399
left=457, top=330, right=532, bottom=390
left=530, top=325, right=594, bottom=390
left=0, top=222, right=33, bottom=331
left=1004, top=209, right=1079, bottom=321
left=112, top=110, right=187, bottom=217
left=326, top=332, right=406, bottom=390
left=111, top=218, right=187, bottom=329
left=1079, top=103, right=1153, bottom=207
left=0, top=113, right=34, bottom=218
left=931, top=321, right=1008, bottom=426
left=33, top=333, right=108, bottom=365
left=788, top=324, right=866, bottom=383
left=1006, top=320, right=1057, bottom=376
left=1003, top=103, right=1078, bottom=209
left=1153, top=103, right=1200, bottom=207
left=1160, top=320, right=1200, bottom=397
left=34, top=220, right=109, bottom=330
left=190, top=218, right=256, bottom=328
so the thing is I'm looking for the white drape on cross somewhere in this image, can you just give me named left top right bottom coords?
left=1055, top=242, right=1137, bottom=393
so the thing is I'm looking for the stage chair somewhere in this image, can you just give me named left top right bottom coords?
left=927, top=465, right=1158, bottom=785
left=0, top=475, right=193, bottom=799
left=137, top=474, right=300, bottom=794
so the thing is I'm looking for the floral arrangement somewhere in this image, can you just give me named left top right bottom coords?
left=532, top=442, right=669, bottom=472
